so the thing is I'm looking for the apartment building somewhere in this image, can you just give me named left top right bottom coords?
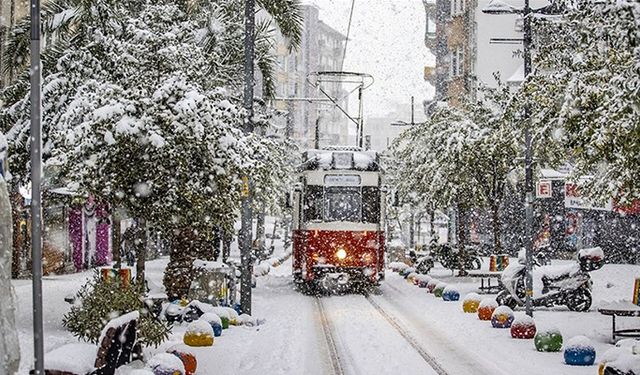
left=271, top=5, right=349, bottom=149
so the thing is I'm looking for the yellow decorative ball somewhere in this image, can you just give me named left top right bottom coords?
left=183, top=320, right=214, bottom=347
left=462, top=293, right=482, bottom=313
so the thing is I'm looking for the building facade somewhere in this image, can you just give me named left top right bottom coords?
left=270, top=5, right=349, bottom=150
left=423, top=0, right=523, bottom=108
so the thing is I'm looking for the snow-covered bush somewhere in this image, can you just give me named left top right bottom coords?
left=62, top=272, right=170, bottom=347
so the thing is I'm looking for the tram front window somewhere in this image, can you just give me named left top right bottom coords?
left=324, top=187, right=361, bottom=222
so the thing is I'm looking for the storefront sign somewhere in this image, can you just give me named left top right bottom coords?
left=536, top=180, right=553, bottom=198
left=564, top=183, right=612, bottom=211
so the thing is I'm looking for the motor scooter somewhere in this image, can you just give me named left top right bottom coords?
left=496, top=247, right=604, bottom=312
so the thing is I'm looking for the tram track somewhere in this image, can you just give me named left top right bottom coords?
left=364, top=293, right=450, bottom=375
left=315, top=291, right=447, bottom=375
left=315, top=297, right=346, bottom=375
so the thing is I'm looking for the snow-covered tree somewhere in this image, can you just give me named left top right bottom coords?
left=391, top=104, right=486, bottom=273
left=526, top=0, right=639, bottom=204
left=0, top=0, right=301, bottom=298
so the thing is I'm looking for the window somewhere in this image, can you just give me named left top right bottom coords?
left=304, top=185, right=323, bottom=222
left=450, top=47, right=464, bottom=77
left=451, top=0, right=465, bottom=16
left=324, top=187, right=361, bottom=222
left=362, top=186, right=380, bottom=224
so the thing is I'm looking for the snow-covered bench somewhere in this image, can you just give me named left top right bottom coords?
left=32, top=311, right=139, bottom=375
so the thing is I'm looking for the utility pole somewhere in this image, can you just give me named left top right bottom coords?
left=30, top=0, right=45, bottom=372
left=482, top=0, right=536, bottom=317
left=522, top=0, right=534, bottom=318
left=240, top=0, right=255, bottom=315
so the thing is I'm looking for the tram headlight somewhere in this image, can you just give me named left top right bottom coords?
left=336, top=248, right=347, bottom=260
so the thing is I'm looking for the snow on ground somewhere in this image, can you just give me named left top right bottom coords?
left=320, top=294, right=439, bottom=374
left=12, top=219, right=640, bottom=374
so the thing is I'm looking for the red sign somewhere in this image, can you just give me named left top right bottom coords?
left=614, top=199, right=640, bottom=215
left=536, top=180, right=552, bottom=198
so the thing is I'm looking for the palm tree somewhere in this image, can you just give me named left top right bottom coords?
left=1, top=0, right=303, bottom=101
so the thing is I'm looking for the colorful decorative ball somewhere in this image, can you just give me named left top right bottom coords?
left=462, top=293, right=482, bottom=313
left=200, top=313, right=223, bottom=337
left=564, top=336, right=596, bottom=366
left=168, top=348, right=197, bottom=375
left=478, top=298, right=498, bottom=321
left=401, top=267, right=416, bottom=278
left=534, top=328, right=563, bottom=352
left=442, top=286, right=460, bottom=301
left=224, top=307, right=240, bottom=325
left=510, top=314, right=537, bottom=339
left=148, top=353, right=185, bottom=375
left=491, top=306, right=515, bottom=328
left=418, top=275, right=431, bottom=288
left=212, top=307, right=231, bottom=329
left=426, top=279, right=439, bottom=293
left=433, top=282, right=447, bottom=298
left=407, top=272, right=418, bottom=283
left=183, top=320, right=214, bottom=347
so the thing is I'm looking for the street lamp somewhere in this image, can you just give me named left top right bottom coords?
left=482, top=0, right=535, bottom=317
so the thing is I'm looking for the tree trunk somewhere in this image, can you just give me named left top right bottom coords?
left=112, top=209, right=121, bottom=269
left=491, top=200, right=502, bottom=253
left=222, top=230, right=231, bottom=263
left=163, top=227, right=213, bottom=300
left=409, top=213, right=415, bottom=249
left=255, top=210, right=266, bottom=260
left=134, top=220, right=146, bottom=285
left=429, top=210, right=436, bottom=240
left=0, top=178, right=20, bottom=373
left=456, top=202, right=468, bottom=276
left=10, top=188, right=21, bottom=278
left=212, top=226, right=221, bottom=261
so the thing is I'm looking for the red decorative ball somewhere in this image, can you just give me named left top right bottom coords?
left=168, top=348, right=198, bottom=375
left=510, top=314, right=537, bottom=339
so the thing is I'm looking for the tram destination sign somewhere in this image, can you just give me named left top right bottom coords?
left=324, top=175, right=361, bottom=187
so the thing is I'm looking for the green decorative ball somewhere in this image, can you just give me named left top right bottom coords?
left=220, top=316, right=230, bottom=329
left=534, top=329, right=563, bottom=352
left=433, top=284, right=446, bottom=298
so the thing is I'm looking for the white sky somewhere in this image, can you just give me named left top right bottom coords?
left=303, top=0, right=435, bottom=120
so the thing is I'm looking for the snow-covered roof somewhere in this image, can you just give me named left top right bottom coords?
left=538, top=168, right=568, bottom=180
left=301, top=149, right=380, bottom=171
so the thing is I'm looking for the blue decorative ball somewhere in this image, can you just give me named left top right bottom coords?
left=564, top=336, right=596, bottom=366
left=442, top=287, right=460, bottom=301
left=212, top=322, right=223, bottom=337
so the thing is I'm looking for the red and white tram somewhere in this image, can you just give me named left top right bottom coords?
left=291, top=148, right=386, bottom=290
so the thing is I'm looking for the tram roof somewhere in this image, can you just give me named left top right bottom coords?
left=300, top=148, right=380, bottom=172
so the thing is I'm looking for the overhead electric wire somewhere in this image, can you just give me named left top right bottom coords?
left=341, top=0, right=356, bottom=71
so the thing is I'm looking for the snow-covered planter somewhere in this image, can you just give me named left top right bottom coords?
left=491, top=306, right=515, bottom=328
left=148, top=352, right=185, bottom=375
left=510, top=314, right=536, bottom=339
left=167, top=347, right=197, bottom=375
left=599, top=339, right=640, bottom=375
left=389, top=261, right=410, bottom=273
left=534, top=328, right=563, bottom=352
left=442, top=286, right=460, bottom=301
left=433, top=282, right=448, bottom=298
left=563, top=336, right=596, bottom=366
left=199, top=312, right=223, bottom=337
left=183, top=320, right=214, bottom=347
left=400, top=267, right=416, bottom=278
left=424, top=279, right=438, bottom=293
left=478, top=298, right=498, bottom=321
left=462, top=293, right=482, bottom=313
left=211, top=306, right=231, bottom=329
left=417, top=275, right=432, bottom=288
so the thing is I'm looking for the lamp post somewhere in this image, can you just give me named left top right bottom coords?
left=482, top=0, right=534, bottom=317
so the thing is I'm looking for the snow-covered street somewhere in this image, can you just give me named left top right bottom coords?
left=14, top=238, right=640, bottom=375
